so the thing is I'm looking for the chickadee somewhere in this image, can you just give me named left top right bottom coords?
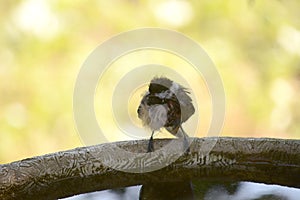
left=137, top=77, right=195, bottom=152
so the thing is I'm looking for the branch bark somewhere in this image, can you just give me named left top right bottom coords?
left=1, top=137, right=300, bottom=199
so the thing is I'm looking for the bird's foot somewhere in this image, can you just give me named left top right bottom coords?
left=147, top=137, right=154, bottom=153
left=183, top=137, right=190, bottom=154
left=183, top=147, right=190, bottom=156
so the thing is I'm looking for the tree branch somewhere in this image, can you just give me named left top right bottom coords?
left=1, top=137, right=300, bottom=199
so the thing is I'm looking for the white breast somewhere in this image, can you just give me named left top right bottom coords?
left=148, top=104, right=168, bottom=131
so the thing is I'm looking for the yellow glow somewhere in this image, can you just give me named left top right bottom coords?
left=94, top=49, right=212, bottom=142
left=277, top=25, right=300, bottom=56
left=4, top=102, right=28, bottom=128
left=153, top=0, right=194, bottom=27
left=13, top=0, right=60, bottom=39
left=270, top=79, right=294, bottom=132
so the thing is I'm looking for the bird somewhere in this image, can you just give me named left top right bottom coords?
left=137, top=77, right=195, bottom=152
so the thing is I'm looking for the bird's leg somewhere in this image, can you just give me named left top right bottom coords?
left=147, top=131, right=155, bottom=152
left=180, top=125, right=190, bottom=153
left=183, top=135, right=190, bottom=153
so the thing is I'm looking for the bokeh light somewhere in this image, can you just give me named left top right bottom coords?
left=0, top=0, right=300, bottom=164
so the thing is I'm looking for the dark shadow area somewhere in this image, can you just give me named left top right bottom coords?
left=63, top=180, right=300, bottom=200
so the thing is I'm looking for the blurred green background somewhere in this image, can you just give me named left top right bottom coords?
left=1, top=0, right=300, bottom=164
